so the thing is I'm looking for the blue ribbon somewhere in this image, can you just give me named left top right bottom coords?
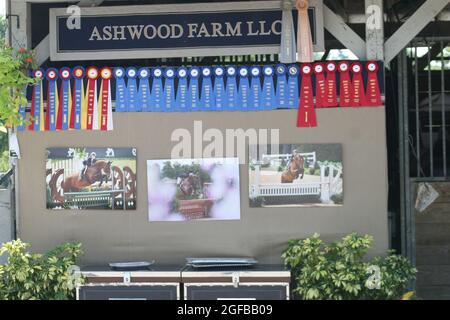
left=262, top=65, right=276, bottom=110
left=213, top=66, right=225, bottom=111
left=275, top=64, right=288, bottom=109
left=114, top=67, right=127, bottom=112
left=201, top=67, right=215, bottom=111
left=238, top=67, right=250, bottom=110
left=176, top=67, right=188, bottom=112
left=59, top=68, right=71, bottom=130
left=250, top=66, right=262, bottom=110
left=138, top=67, right=151, bottom=112
left=225, top=66, right=238, bottom=110
left=46, top=68, right=58, bottom=131
left=164, top=68, right=176, bottom=112
left=286, top=64, right=300, bottom=109
left=126, top=67, right=139, bottom=112
left=188, top=67, right=201, bottom=111
left=72, top=66, right=84, bottom=129
left=150, top=68, right=164, bottom=112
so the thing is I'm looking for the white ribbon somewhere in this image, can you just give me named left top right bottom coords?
left=280, top=0, right=296, bottom=63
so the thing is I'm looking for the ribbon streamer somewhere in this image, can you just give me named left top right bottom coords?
left=138, top=68, right=151, bottom=112
left=201, top=67, right=215, bottom=111
left=297, top=64, right=317, bottom=127
left=250, top=66, right=262, bottom=110
left=28, top=70, right=44, bottom=131
left=70, top=67, right=85, bottom=130
left=45, top=68, right=59, bottom=131
left=350, top=62, right=366, bottom=107
left=126, top=67, right=139, bottom=112
left=280, top=0, right=296, bottom=63
left=314, top=63, right=326, bottom=108
left=114, top=67, right=127, bottom=112
left=365, top=62, right=382, bottom=106
left=262, top=65, right=276, bottom=110
left=176, top=67, right=189, bottom=112
left=213, top=66, right=225, bottom=111
left=188, top=67, right=201, bottom=111
left=150, top=68, right=164, bottom=111
left=164, top=68, right=176, bottom=112
left=296, top=0, right=314, bottom=63
left=275, top=64, right=288, bottom=109
left=238, top=67, right=251, bottom=110
left=57, top=68, right=72, bottom=130
left=323, top=62, right=338, bottom=107
left=85, top=67, right=98, bottom=130
left=338, top=61, right=352, bottom=107
left=225, top=66, right=238, bottom=110
left=99, top=67, right=113, bottom=131
left=286, top=65, right=300, bottom=109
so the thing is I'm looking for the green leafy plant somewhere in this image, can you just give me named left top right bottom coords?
left=0, top=46, right=35, bottom=128
left=0, top=240, right=84, bottom=300
left=282, top=233, right=417, bottom=300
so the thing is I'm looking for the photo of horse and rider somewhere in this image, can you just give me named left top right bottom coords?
left=147, top=158, right=240, bottom=221
left=249, top=144, right=343, bottom=207
left=46, top=147, right=137, bottom=210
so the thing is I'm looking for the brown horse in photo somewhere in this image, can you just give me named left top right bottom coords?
left=62, top=160, right=112, bottom=192
left=281, top=154, right=305, bottom=183
left=179, top=173, right=201, bottom=197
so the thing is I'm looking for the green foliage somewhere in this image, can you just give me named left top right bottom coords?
left=0, top=17, right=6, bottom=43
left=0, top=46, right=35, bottom=128
left=282, top=233, right=417, bottom=300
left=0, top=240, right=84, bottom=300
left=0, top=126, right=8, bottom=172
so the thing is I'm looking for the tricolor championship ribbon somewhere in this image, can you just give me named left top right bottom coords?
left=286, top=65, right=300, bottom=109
left=262, top=65, right=276, bottom=110
left=188, top=67, right=201, bottom=111
left=164, top=68, right=176, bottom=112
left=85, top=67, right=98, bottom=130
left=275, top=64, right=288, bottom=108
left=238, top=67, right=250, bottom=110
left=57, top=68, right=72, bottom=130
left=150, top=68, right=164, bottom=111
left=70, top=66, right=85, bottom=129
left=29, top=69, right=44, bottom=131
left=213, top=66, right=225, bottom=110
left=314, top=63, right=326, bottom=108
left=126, top=67, right=139, bottom=112
left=280, top=0, right=296, bottom=64
left=365, top=61, right=382, bottom=106
left=250, top=66, right=262, bottom=110
left=201, top=67, right=215, bottom=111
left=114, top=67, right=127, bottom=112
left=17, top=89, right=27, bottom=131
left=225, top=66, right=238, bottom=110
left=45, top=68, right=59, bottom=131
left=324, top=62, right=338, bottom=107
left=138, top=67, right=151, bottom=112
left=297, top=64, right=317, bottom=127
left=338, top=61, right=352, bottom=107
left=176, top=67, right=188, bottom=111
left=350, top=62, right=366, bottom=107
left=99, top=67, right=113, bottom=131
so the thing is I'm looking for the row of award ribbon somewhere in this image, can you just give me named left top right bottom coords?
left=19, top=61, right=382, bottom=131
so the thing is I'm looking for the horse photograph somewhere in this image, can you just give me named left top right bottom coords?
left=46, top=147, right=137, bottom=210
left=147, top=158, right=240, bottom=222
left=249, top=144, right=343, bottom=208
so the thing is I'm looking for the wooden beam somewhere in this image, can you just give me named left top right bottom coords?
left=323, top=4, right=366, bottom=59
left=385, top=0, right=450, bottom=64
left=33, top=0, right=104, bottom=66
left=365, top=0, right=384, bottom=60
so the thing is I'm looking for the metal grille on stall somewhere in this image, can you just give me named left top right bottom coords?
left=397, top=38, right=450, bottom=299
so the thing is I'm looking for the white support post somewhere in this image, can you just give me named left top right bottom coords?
left=319, top=165, right=330, bottom=203
left=323, top=4, right=367, bottom=60
left=254, top=164, right=261, bottom=198
left=365, top=0, right=384, bottom=61
left=384, top=0, right=450, bottom=64
left=10, top=0, right=29, bottom=49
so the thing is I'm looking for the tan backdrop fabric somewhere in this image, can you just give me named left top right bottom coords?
left=17, top=108, right=389, bottom=265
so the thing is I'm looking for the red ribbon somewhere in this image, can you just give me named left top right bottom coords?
left=350, top=62, right=366, bottom=107
left=297, top=64, right=317, bottom=127
left=323, top=62, right=338, bottom=107
left=338, top=61, right=352, bottom=107
left=100, top=67, right=112, bottom=131
left=365, top=61, right=382, bottom=106
left=86, top=67, right=98, bottom=130
left=314, top=63, right=326, bottom=108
